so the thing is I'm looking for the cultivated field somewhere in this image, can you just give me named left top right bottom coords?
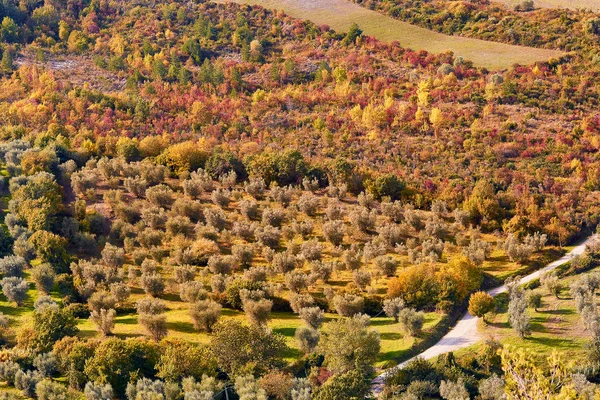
left=215, top=0, right=564, bottom=70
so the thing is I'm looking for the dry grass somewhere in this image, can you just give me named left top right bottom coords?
left=214, top=0, right=564, bottom=70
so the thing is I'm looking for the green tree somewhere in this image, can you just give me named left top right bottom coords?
left=156, top=340, right=218, bottom=382
left=318, top=314, right=380, bottom=374
left=84, top=338, right=160, bottom=396
left=28, top=231, right=69, bottom=272
left=367, top=174, right=405, bottom=201
left=33, top=306, right=78, bottom=352
left=313, top=369, right=370, bottom=400
left=210, top=320, right=287, bottom=376
left=342, top=23, right=362, bottom=46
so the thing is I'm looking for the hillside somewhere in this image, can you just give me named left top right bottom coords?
left=217, top=0, right=564, bottom=70
left=0, top=0, right=598, bottom=398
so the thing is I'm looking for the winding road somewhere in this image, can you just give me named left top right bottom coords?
left=372, top=233, right=598, bottom=395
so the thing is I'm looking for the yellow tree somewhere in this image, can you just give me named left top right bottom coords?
left=430, top=107, right=444, bottom=136
left=502, top=347, right=574, bottom=399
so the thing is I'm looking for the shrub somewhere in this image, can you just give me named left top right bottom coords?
left=190, top=300, right=222, bottom=332
left=0, top=361, right=20, bottom=384
left=349, top=207, right=376, bottom=233
left=210, top=320, right=287, bottom=376
left=211, top=188, right=231, bottom=208
left=299, top=307, right=324, bottom=329
left=398, top=308, right=425, bottom=337
left=180, top=281, right=207, bottom=303
left=297, top=193, right=319, bottom=216
left=140, top=272, right=165, bottom=297
left=15, top=370, right=41, bottom=398
left=468, top=291, right=496, bottom=322
left=240, top=199, right=260, bottom=220
left=33, top=352, right=57, bottom=377
left=138, top=313, right=168, bottom=342
left=367, top=174, right=404, bottom=200
left=243, top=298, right=273, bottom=327
left=1, top=277, right=28, bottom=305
left=439, top=378, right=469, bottom=400
left=383, top=298, right=405, bottom=322
left=375, top=255, right=398, bottom=277
left=301, top=240, right=323, bottom=261
left=353, top=270, right=371, bottom=290
left=90, top=308, right=116, bottom=336
left=84, top=381, right=114, bottom=400
left=31, top=263, right=55, bottom=294
left=262, top=207, right=286, bottom=227
left=272, top=252, right=297, bottom=274
left=245, top=178, right=266, bottom=199
left=295, top=326, right=320, bottom=354
left=208, top=255, right=235, bottom=275
left=540, top=272, right=562, bottom=298
left=145, top=184, right=174, bottom=207
left=255, top=226, right=281, bottom=249
left=285, top=271, right=309, bottom=293
left=322, top=220, right=345, bottom=246
left=0, top=255, right=25, bottom=277
left=332, top=294, right=364, bottom=317
left=232, top=244, right=254, bottom=269
left=173, top=265, right=196, bottom=284
left=88, top=291, right=117, bottom=314
left=502, top=234, right=534, bottom=263
left=204, top=208, right=227, bottom=231
left=136, top=297, right=166, bottom=315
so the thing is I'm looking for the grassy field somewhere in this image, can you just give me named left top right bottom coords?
left=213, top=0, right=564, bottom=70
left=500, top=0, right=600, bottom=11
left=453, top=267, right=599, bottom=366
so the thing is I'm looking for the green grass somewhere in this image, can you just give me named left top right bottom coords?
left=454, top=267, right=600, bottom=365
left=213, top=0, right=564, bottom=70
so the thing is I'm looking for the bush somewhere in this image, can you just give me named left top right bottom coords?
left=375, top=255, right=398, bottom=277
left=1, top=276, right=28, bottom=305
left=242, top=298, right=273, bottom=327
left=299, top=307, right=324, bottom=329
left=468, top=291, right=496, bottom=322
left=322, top=220, right=345, bottom=246
left=367, top=174, right=404, bottom=201
left=332, top=294, right=364, bottom=317
left=208, top=255, right=235, bottom=275
left=232, top=244, right=254, bottom=269
left=140, top=272, right=165, bottom=297
left=0, top=255, right=25, bottom=277
left=173, top=265, right=196, bottom=284
left=33, top=353, right=57, bottom=377
left=15, top=370, right=41, bottom=398
left=285, top=271, right=309, bottom=293
left=0, top=361, right=20, bottom=384
left=272, top=252, right=297, bottom=274
left=255, top=226, right=281, bottom=249
left=295, top=326, right=320, bottom=354
left=262, top=207, right=286, bottom=227
left=139, top=313, right=168, bottom=342
left=145, top=184, right=174, bottom=207
left=301, top=240, right=323, bottom=262
left=84, top=381, right=114, bottom=400
left=190, top=300, right=222, bottom=332
left=383, top=297, right=405, bottom=322
left=90, top=308, right=117, bottom=336
left=180, top=281, right=207, bottom=303
left=31, top=263, right=55, bottom=294
left=398, top=308, right=425, bottom=337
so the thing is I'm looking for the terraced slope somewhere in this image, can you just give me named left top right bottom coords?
left=214, top=0, right=564, bottom=70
